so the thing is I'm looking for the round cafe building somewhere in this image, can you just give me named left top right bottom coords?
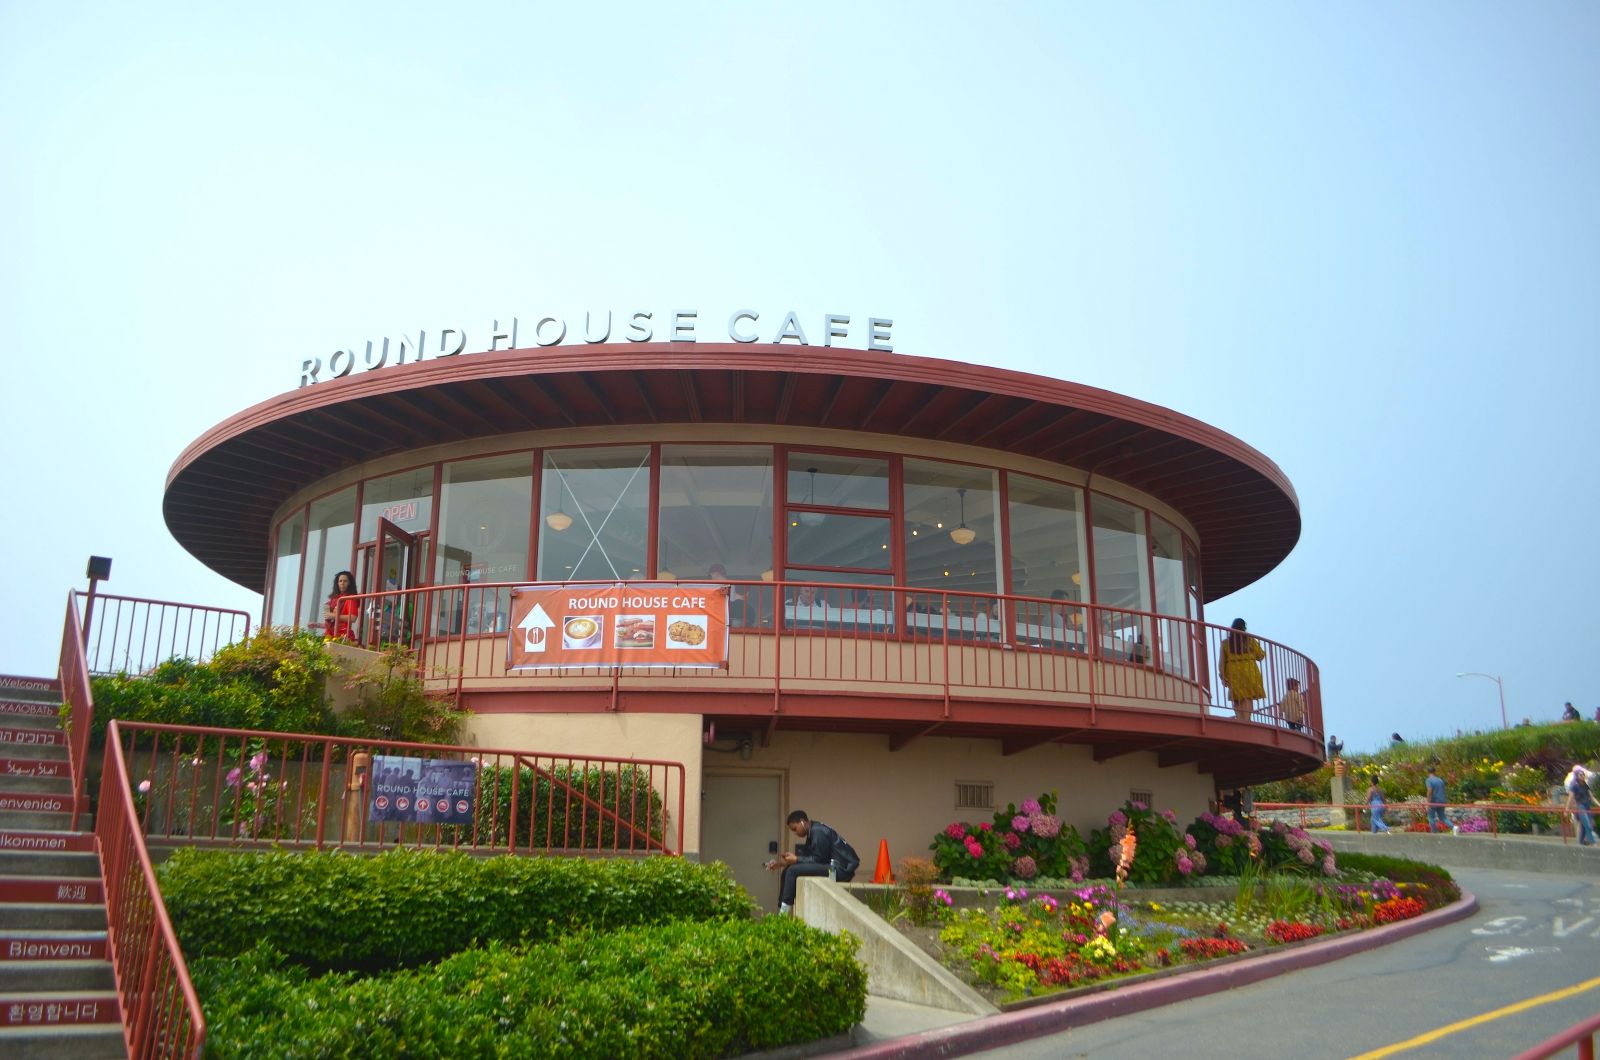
left=164, top=334, right=1321, bottom=906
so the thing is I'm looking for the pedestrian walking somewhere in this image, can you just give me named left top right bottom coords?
left=1424, top=763, right=1450, bottom=834
left=1366, top=778, right=1390, bottom=833
left=1564, top=764, right=1597, bottom=846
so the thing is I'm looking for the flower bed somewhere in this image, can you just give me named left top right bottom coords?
left=869, top=862, right=1455, bottom=1006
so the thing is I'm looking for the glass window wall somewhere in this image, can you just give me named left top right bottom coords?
left=435, top=454, right=533, bottom=633
left=1091, top=493, right=1152, bottom=663
left=299, top=488, right=356, bottom=630
left=659, top=445, right=773, bottom=627
left=787, top=453, right=889, bottom=511
left=902, top=460, right=1000, bottom=639
left=267, top=512, right=305, bottom=629
left=537, top=447, right=651, bottom=582
left=1151, top=516, right=1193, bottom=677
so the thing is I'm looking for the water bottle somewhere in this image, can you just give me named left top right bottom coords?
left=828, top=858, right=838, bottom=882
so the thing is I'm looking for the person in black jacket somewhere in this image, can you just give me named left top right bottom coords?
left=766, top=809, right=860, bottom=914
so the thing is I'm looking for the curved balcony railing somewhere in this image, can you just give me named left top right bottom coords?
left=322, top=580, right=1322, bottom=739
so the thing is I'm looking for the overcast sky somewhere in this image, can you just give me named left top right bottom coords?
left=3, top=3, right=1595, bottom=752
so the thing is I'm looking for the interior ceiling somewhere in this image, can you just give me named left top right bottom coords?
left=165, top=345, right=1301, bottom=595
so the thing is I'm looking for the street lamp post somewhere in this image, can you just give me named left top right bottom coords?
left=1456, top=672, right=1508, bottom=730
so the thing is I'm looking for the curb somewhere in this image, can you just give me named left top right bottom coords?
left=840, top=890, right=1481, bottom=1058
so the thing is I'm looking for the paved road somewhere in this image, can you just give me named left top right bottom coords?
left=981, top=867, right=1600, bottom=1059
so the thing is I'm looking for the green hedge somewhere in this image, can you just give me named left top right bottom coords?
left=192, top=917, right=866, bottom=1059
left=159, top=848, right=756, bottom=972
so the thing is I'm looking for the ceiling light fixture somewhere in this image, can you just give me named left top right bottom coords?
left=798, top=467, right=825, bottom=527
left=546, top=473, right=573, bottom=532
left=950, top=488, right=976, bottom=545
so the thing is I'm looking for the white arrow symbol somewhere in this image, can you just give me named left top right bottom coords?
left=518, top=603, right=554, bottom=652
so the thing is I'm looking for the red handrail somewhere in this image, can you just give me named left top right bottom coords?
left=1255, top=801, right=1581, bottom=841
left=1513, top=1011, right=1600, bottom=1060
left=75, top=591, right=251, bottom=676
left=118, top=721, right=687, bottom=857
left=59, top=591, right=95, bottom=830
left=332, top=579, right=1322, bottom=740
left=99, top=720, right=207, bottom=1058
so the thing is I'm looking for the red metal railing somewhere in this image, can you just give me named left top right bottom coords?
left=99, top=720, right=207, bottom=1058
left=1257, top=801, right=1581, bottom=841
left=1514, top=1012, right=1600, bottom=1060
left=329, top=580, right=1322, bottom=737
left=60, top=591, right=95, bottom=830
left=76, top=591, right=251, bottom=676
left=119, top=721, right=687, bottom=857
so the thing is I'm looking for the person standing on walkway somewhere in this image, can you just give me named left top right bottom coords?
left=1563, top=764, right=1597, bottom=846
left=1425, top=763, right=1450, bottom=833
left=1366, top=778, right=1390, bottom=833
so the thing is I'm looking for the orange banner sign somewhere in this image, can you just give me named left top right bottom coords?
left=507, top=584, right=730, bottom=670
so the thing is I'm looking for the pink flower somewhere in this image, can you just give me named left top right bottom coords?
left=945, top=822, right=967, bottom=839
left=978, top=822, right=992, bottom=832
left=249, top=752, right=268, bottom=771
left=1003, top=831, right=1021, bottom=850
left=1184, top=833, right=1197, bottom=850
left=136, top=779, right=151, bottom=794
left=1013, top=856, right=1038, bottom=879
left=1322, top=856, right=1337, bottom=876
left=1130, top=801, right=1148, bottom=811
left=1011, top=814, right=1030, bottom=832
left=1108, top=809, right=1127, bottom=828
left=1029, top=813, right=1062, bottom=839
left=1176, top=854, right=1193, bottom=875
left=965, top=839, right=983, bottom=858
left=226, top=767, right=242, bottom=787
left=1162, top=809, right=1177, bottom=823
left=1021, top=798, right=1042, bottom=815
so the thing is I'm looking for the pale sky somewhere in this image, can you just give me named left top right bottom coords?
left=3, top=3, right=1596, bottom=752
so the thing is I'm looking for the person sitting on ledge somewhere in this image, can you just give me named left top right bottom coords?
left=766, top=809, right=859, bottom=915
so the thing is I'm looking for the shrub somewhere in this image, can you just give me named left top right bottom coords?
left=465, top=761, right=668, bottom=849
left=1088, top=801, right=1196, bottom=884
left=90, top=627, right=340, bottom=742
left=159, top=847, right=755, bottom=972
left=338, top=643, right=466, bottom=745
left=897, top=857, right=943, bottom=926
left=191, top=917, right=866, bottom=1059
left=929, top=791, right=1090, bottom=883
left=1333, top=852, right=1460, bottom=911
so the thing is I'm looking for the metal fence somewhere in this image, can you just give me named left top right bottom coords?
left=326, top=579, right=1322, bottom=735
left=118, top=721, right=687, bottom=857
left=78, top=592, right=252, bottom=676
left=99, top=720, right=207, bottom=1058
left=1257, top=801, right=1582, bottom=840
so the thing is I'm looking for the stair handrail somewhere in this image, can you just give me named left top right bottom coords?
left=59, top=590, right=95, bottom=830
left=99, top=718, right=206, bottom=1057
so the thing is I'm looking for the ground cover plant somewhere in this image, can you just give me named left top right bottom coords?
left=897, top=855, right=1453, bottom=1004
left=167, top=849, right=868, bottom=1058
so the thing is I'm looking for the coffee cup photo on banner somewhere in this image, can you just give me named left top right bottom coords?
left=508, top=584, right=730, bottom=670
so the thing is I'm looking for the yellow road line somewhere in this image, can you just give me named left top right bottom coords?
left=1348, top=975, right=1600, bottom=1059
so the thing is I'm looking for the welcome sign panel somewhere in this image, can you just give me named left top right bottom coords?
left=508, top=584, right=730, bottom=670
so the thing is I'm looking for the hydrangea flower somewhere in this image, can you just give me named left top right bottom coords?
left=1108, top=809, right=1128, bottom=828
left=1003, top=831, right=1022, bottom=851
left=1029, top=813, right=1062, bottom=839
left=1021, top=798, right=1042, bottom=815
left=1013, top=857, right=1037, bottom=879
left=1011, top=814, right=1031, bottom=832
left=1162, top=809, right=1177, bottom=823
left=945, top=822, right=967, bottom=839
left=1184, top=833, right=1197, bottom=850
left=1176, top=854, right=1194, bottom=875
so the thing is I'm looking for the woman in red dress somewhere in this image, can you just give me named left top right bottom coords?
left=322, top=570, right=360, bottom=641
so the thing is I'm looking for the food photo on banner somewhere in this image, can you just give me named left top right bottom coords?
left=507, top=584, right=730, bottom=671
left=368, top=755, right=477, bottom=825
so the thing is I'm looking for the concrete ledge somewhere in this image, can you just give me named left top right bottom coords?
left=1318, top=830, right=1600, bottom=875
left=838, top=890, right=1480, bottom=1058
left=796, top=878, right=996, bottom=1016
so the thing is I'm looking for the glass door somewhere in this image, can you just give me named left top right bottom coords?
left=374, top=518, right=420, bottom=646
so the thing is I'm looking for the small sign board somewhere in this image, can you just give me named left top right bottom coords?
left=368, top=756, right=476, bottom=825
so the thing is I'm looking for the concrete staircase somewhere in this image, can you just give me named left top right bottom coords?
left=0, top=677, right=125, bottom=1058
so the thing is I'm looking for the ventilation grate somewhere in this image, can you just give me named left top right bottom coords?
left=955, top=781, right=994, bottom=810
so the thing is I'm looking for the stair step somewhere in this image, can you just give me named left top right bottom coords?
left=0, top=959, right=115, bottom=992
left=0, top=849, right=100, bottom=877
left=0, top=988, right=120, bottom=1021
left=0, top=729, right=65, bottom=752
left=0, top=811, right=94, bottom=832
left=0, top=877, right=103, bottom=904
left=0, top=754, right=71, bottom=778
left=0, top=831, right=96, bottom=854
left=0, top=794, right=87, bottom=815
left=0, top=711, right=64, bottom=731
left=0, top=1023, right=126, bottom=1060
left=0, top=676, right=61, bottom=701
left=0, top=904, right=108, bottom=931
left=0, top=775, right=73, bottom=796
left=0, top=930, right=108, bottom=962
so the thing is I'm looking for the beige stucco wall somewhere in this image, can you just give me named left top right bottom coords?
left=736, top=731, right=1213, bottom=872
left=462, top=712, right=705, bottom=857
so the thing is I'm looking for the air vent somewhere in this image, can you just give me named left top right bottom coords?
left=1130, top=788, right=1154, bottom=808
left=955, top=781, right=994, bottom=810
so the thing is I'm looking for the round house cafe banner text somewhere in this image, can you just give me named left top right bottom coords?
left=507, top=584, right=730, bottom=670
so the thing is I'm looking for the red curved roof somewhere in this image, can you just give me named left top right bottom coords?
left=165, top=344, right=1300, bottom=596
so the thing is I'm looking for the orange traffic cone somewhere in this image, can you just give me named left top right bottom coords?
left=872, top=839, right=894, bottom=884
